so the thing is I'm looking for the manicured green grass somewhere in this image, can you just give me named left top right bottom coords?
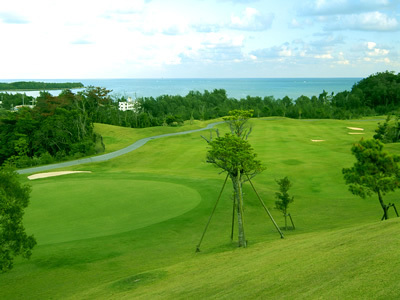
left=2, top=116, right=399, bottom=299
left=25, top=175, right=201, bottom=245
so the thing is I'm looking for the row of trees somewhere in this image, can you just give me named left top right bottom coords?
left=1, top=71, right=399, bottom=131
left=0, top=93, right=35, bottom=110
left=91, top=71, right=400, bottom=128
left=0, top=81, right=83, bottom=91
left=0, top=87, right=107, bottom=168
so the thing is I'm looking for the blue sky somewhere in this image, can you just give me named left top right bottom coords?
left=0, top=0, right=399, bottom=78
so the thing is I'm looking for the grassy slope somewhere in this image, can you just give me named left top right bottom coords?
left=2, top=117, right=400, bottom=299
left=107, top=219, right=400, bottom=299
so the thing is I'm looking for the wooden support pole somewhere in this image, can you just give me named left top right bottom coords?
left=237, top=168, right=246, bottom=247
left=196, top=174, right=229, bottom=252
left=391, top=203, right=399, bottom=217
left=246, top=174, right=284, bottom=239
left=288, top=213, right=295, bottom=230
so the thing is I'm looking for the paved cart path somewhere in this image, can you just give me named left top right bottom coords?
left=17, top=122, right=223, bottom=175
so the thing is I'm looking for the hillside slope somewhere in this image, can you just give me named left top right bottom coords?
left=86, top=219, right=400, bottom=299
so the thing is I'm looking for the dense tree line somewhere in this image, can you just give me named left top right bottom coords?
left=0, top=87, right=106, bottom=168
left=0, top=93, right=35, bottom=110
left=0, top=81, right=84, bottom=91
left=93, top=71, right=400, bottom=128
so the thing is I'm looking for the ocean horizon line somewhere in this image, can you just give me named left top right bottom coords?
left=0, top=77, right=363, bottom=100
left=0, top=77, right=363, bottom=81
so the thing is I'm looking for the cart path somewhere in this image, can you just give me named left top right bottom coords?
left=17, top=122, right=223, bottom=175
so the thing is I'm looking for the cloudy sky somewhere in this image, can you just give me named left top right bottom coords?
left=0, top=0, right=399, bottom=78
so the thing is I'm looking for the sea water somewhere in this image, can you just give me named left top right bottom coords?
left=0, top=78, right=362, bottom=100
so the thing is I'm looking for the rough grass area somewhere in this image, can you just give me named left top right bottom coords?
left=2, top=116, right=399, bottom=299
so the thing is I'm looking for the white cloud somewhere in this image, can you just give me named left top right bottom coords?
left=279, top=46, right=293, bottom=57
left=336, top=52, right=350, bottom=64
left=302, top=0, right=396, bottom=16
left=0, top=12, right=29, bottom=24
left=0, top=0, right=399, bottom=78
left=367, top=41, right=377, bottom=49
left=315, top=53, right=334, bottom=59
left=367, top=48, right=390, bottom=56
left=181, top=33, right=246, bottom=64
left=230, top=7, right=274, bottom=31
left=349, top=11, right=399, bottom=31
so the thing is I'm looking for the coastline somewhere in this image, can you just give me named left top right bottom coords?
left=0, top=87, right=84, bottom=92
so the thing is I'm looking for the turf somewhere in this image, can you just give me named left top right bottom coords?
left=1, top=116, right=400, bottom=299
left=25, top=175, right=201, bottom=244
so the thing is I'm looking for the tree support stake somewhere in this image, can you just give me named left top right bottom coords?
left=196, top=174, right=229, bottom=252
left=246, top=174, right=284, bottom=239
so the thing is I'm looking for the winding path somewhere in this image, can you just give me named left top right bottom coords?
left=17, top=122, right=223, bottom=175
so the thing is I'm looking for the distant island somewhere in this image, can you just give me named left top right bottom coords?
left=0, top=81, right=84, bottom=91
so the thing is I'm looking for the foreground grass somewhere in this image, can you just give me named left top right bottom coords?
left=2, top=116, right=399, bottom=299
left=86, top=219, right=400, bottom=299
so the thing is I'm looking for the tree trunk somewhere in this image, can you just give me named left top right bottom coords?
left=233, top=172, right=246, bottom=247
left=230, top=194, right=235, bottom=241
left=284, top=214, right=287, bottom=230
left=378, top=189, right=388, bottom=220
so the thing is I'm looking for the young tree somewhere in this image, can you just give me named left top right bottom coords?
left=275, top=176, right=294, bottom=230
left=343, top=138, right=400, bottom=220
left=0, top=166, right=36, bottom=272
left=207, top=133, right=264, bottom=247
left=223, top=109, right=254, bottom=139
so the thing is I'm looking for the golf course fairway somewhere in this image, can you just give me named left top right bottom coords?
left=1, top=117, right=399, bottom=299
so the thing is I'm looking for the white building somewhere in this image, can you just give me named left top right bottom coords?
left=13, top=105, right=35, bottom=111
left=118, top=97, right=141, bottom=112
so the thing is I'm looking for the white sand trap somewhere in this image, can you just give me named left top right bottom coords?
left=347, top=127, right=364, bottom=131
left=311, top=139, right=325, bottom=142
left=28, top=171, right=92, bottom=180
left=348, top=132, right=364, bottom=135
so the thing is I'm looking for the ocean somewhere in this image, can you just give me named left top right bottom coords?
left=0, top=78, right=362, bottom=100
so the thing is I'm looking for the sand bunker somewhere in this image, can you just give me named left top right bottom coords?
left=28, top=171, right=92, bottom=180
left=311, top=139, right=325, bottom=142
left=347, top=127, right=364, bottom=131
left=348, top=132, right=364, bottom=135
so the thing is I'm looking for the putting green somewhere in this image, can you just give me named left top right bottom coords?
left=25, top=178, right=201, bottom=245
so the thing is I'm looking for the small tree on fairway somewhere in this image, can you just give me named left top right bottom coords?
left=343, top=138, right=400, bottom=220
left=207, top=133, right=264, bottom=247
left=0, top=166, right=36, bottom=272
left=275, top=176, right=294, bottom=230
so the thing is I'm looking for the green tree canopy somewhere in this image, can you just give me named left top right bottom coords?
left=343, top=138, right=400, bottom=220
left=0, top=167, right=36, bottom=272
left=206, top=133, right=264, bottom=178
left=222, top=109, right=254, bottom=139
